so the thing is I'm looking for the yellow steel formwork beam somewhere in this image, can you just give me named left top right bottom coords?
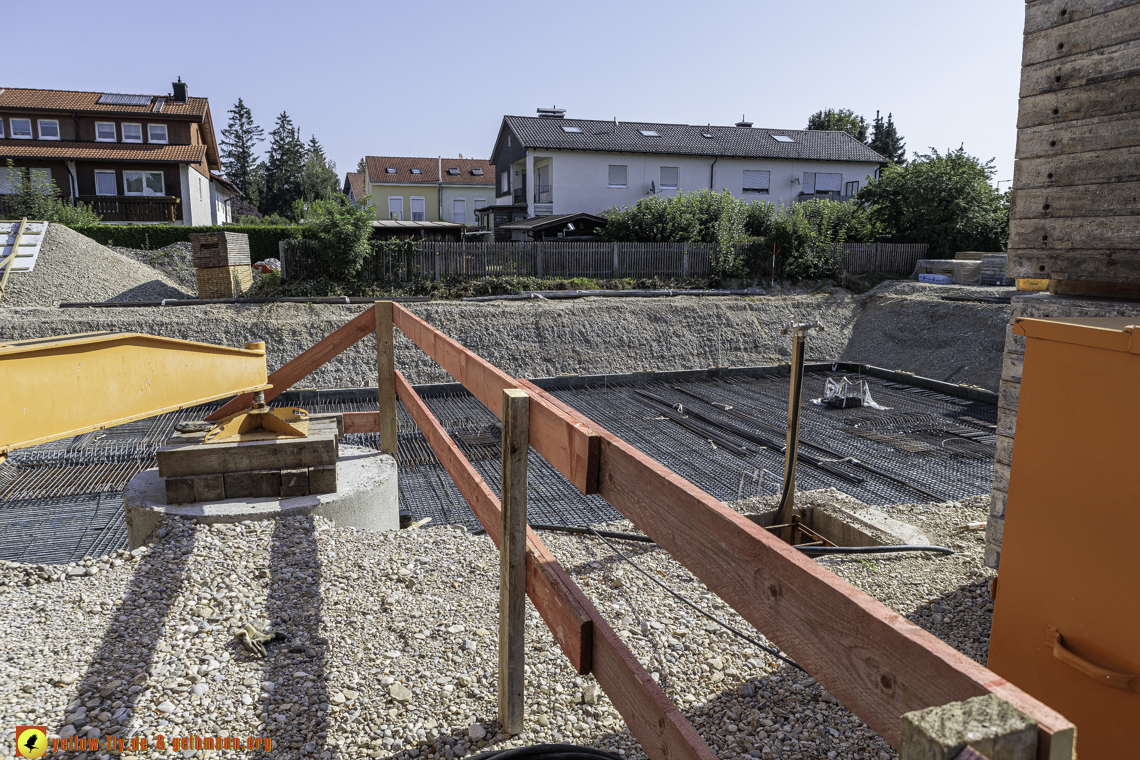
left=0, top=332, right=270, bottom=459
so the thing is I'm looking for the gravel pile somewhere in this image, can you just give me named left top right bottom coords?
left=108, top=242, right=196, bottom=293
left=0, top=225, right=190, bottom=307
left=0, top=488, right=993, bottom=760
left=0, top=282, right=1009, bottom=390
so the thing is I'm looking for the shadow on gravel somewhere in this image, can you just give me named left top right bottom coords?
left=106, top=280, right=190, bottom=303
left=905, top=577, right=993, bottom=665
left=253, top=517, right=329, bottom=759
left=55, top=520, right=197, bottom=748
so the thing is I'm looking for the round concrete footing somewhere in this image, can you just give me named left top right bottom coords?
left=124, top=445, right=398, bottom=548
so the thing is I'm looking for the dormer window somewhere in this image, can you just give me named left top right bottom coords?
left=38, top=120, right=61, bottom=140
left=447, top=168, right=460, bottom=175
left=95, top=122, right=117, bottom=142
left=638, top=129, right=660, bottom=137
left=122, top=123, right=143, bottom=142
left=147, top=124, right=168, bottom=144
left=472, top=168, right=483, bottom=175
left=411, top=168, right=421, bottom=174
left=386, top=167, right=396, bottom=174
left=561, top=126, right=582, bottom=133
left=10, top=118, right=32, bottom=139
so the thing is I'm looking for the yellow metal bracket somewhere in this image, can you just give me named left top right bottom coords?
left=204, top=391, right=310, bottom=444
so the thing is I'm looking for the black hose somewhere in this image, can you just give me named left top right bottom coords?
left=797, top=544, right=954, bottom=557
left=468, top=745, right=620, bottom=760
left=468, top=525, right=653, bottom=543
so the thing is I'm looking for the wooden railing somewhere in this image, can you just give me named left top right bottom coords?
left=205, top=304, right=1076, bottom=760
left=76, top=196, right=180, bottom=223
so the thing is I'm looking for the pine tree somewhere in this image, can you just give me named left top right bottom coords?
left=219, top=98, right=264, bottom=199
left=301, top=135, right=339, bottom=203
left=806, top=108, right=868, bottom=143
left=262, top=112, right=306, bottom=216
left=356, top=157, right=367, bottom=175
left=869, top=111, right=907, bottom=164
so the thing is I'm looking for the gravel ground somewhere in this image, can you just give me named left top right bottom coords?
left=108, top=242, right=197, bottom=293
left=1, top=225, right=190, bottom=307
left=0, top=489, right=993, bottom=760
left=0, top=282, right=1009, bottom=390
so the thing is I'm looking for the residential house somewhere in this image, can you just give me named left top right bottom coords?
left=343, top=171, right=366, bottom=204
left=0, top=80, right=228, bottom=225
left=361, top=156, right=495, bottom=225
left=209, top=174, right=239, bottom=225
left=489, top=108, right=887, bottom=217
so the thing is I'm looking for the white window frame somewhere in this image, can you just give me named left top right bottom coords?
left=452, top=197, right=467, bottom=225
left=0, top=120, right=4, bottom=139
left=815, top=172, right=842, bottom=194
left=147, top=123, right=168, bottom=144
left=608, top=165, right=628, bottom=188
left=10, top=118, right=32, bottom=139
left=0, top=166, right=12, bottom=194
left=410, top=196, right=426, bottom=221
left=121, top=123, right=143, bottom=143
left=660, top=167, right=679, bottom=190
left=94, top=170, right=117, bottom=196
left=123, top=170, right=165, bottom=197
left=37, top=119, right=61, bottom=140
left=845, top=180, right=859, bottom=196
left=387, top=196, right=403, bottom=220
left=95, top=122, right=117, bottom=142
left=742, top=169, right=771, bottom=195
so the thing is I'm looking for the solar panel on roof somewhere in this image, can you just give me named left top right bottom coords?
left=97, top=93, right=153, bottom=106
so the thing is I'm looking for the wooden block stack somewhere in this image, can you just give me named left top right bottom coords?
left=191, top=232, right=254, bottom=298
left=157, top=413, right=342, bottom=504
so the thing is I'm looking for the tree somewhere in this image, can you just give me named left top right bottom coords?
left=356, top=157, right=367, bottom=175
left=806, top=108, right=868, bottom=143
left=856, top=146, right=1010, bottom=256
left=869, top=111, right=906, bottom=164
left=219, top=98, right=265, bottom=199
left=3, top=160, right=101, bottom=225
left=301, top=135, right=339, bottom=203
left=262, top=112, right=306, bottom=217
left=301, top=197, right=376, bottom=279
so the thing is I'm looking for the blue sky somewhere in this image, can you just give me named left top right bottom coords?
left=6, top=1, right=1023, bottom=185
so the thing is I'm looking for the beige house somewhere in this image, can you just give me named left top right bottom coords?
left=362, top=156, right=495, bottom=224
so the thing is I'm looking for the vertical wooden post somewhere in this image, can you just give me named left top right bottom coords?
left=435, top=251, right=442, bottom=282
left=375, top=301, right=398, bottom=454
left=613, top=242, right=620, bottom=278
left=682, top=250, right=689, bottom=280
left=536, top=241, right=543, bottom=280
left=499, top=388, right=529, bottom=735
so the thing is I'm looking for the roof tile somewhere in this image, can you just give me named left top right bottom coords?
left=0, top=87, right=208, bottom=117
left=0, top=139, right=207, bottom=163
left=365, top=156, right=495, bottom=185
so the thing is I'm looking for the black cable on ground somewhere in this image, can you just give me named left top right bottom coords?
left=584, top=527, right=806, bottom=673
left=468, top=744, right=620, bottom=760
left=798, top=544, right=954, bottom=557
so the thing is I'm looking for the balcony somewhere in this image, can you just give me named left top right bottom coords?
left=534, top=185, right=552, bottom=204
left=77, top=196, right=181, bottom=223
left=512, top=188, right=526, bottom=205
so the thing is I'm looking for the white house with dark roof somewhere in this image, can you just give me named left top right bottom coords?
left=489, top=108, right=887, bottom=217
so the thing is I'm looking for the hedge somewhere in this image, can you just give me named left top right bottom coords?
left=71, top=225, right=302, bottom=261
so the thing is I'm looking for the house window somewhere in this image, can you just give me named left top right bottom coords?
left=38, top=120, right=61, bottom=140
left=94, top=170, right=117, bottom=196
left=410, top=197, right=425, bottom=221
left=147, top=124, right=168, bottom=143
left=660, top=167, right=679, bottom=190
left=453, top=198, right=466, bottom=225
left=122, top=123, right=143, bottom=142
left=743, top=170, right=771, bottom=194
left=123, top=170, right=165, bottom=196
left=10, top=118, right=32, bottom=139
left=474, top=198, right=487, bottom=211
left=845, top=180, right=859, bottom=196
left=388, top=196, right=403, bottom=220
left=501, top=172, right=509, bottom=193
left=95, top=122, right=117, bottom=142
left=608, top=165, right=627, bottom=188
left=815, top=173, right=842, bottom=194
left=0, top=120, right=4, bottom=138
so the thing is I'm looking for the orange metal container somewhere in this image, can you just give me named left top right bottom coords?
left=988, top=317, right=1140, bottom=759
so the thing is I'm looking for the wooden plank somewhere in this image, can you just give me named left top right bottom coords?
left=1010, top=182, right=1140, bottom=218
left=498, top=389, right=529, bottom=735
left=393, top=370, right=593, bottom=674
left=1024, top=3, right=1140, bottom=64
left=342, top=411, right=380, bottom=434
left=207, top=306, right=378, bottom=420
left=1007, top=249, right=1140, bottom=280
left=391, top=302, right=600, bottom=494
left=375, top=301, right=398, bottom=454
left=1009, top=216, right=1140, bottom=250
left=1012, top=145, right=1140, bottom=189
left=1024, top=0, right=1140, bottom=36
left=1016, top=112, right=1140, bottom=159
left=156, top=433, right=337, bottom=478
left=1016, top=73, right=1140, bottom=129
left=1021, top=38, right=1140, bottom=97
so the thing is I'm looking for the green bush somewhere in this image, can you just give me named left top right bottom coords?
left=71, top=224, right=302, bottom=260
left=3, top=159, right=102, bottom=225
left=298, top=197, right=376, bottom=279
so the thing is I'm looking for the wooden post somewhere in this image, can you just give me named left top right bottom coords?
left=900, top=694, right=1038, bottom=760
left=499, top=388, right=529, bottom=735
left=682, top=250, right=689, bottom=280
left=536, top=241, right=543, bottom=280
left=435, top=251, right=442, bottom=282
left=776, top=327, right=806, bottom=542
left=375, top=301, right=398, bottom=454
left=613, top=242, right=619, bottom=278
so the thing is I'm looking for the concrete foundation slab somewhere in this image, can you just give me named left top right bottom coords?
left=123, top=445, right=398, bottom=548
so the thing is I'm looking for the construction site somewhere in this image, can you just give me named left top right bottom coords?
left=2, top=4, right=1139, bottom=760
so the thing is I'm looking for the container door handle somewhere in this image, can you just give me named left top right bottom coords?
left=1046, top=626, right=1140, bottom=693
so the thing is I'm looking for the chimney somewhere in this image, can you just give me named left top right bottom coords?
left=735, top=114, right=753, bottom=128
left=537, top=106, right=565, bottom=119
left=172, top=77, right=187, bottom=103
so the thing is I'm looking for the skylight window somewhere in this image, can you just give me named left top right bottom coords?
left=701, top=132, right=713, bottom=138
left=447, top=168, right=460, bottom=175
left=772, top=135, right=795, bottom=143
left=561, top=126, right=582, bottom=133
left=411, top=168, right=422, bottom=174
left=472, top=168, right=484, bottom=175
left=639, top=129, right=660, bottom=136
left=386, top=167, right=396, bottom=174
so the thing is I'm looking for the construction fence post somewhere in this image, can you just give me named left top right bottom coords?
left=498, top=388, right=529, bottom=735
left=682, top=251, right=689, bottom=280
left=375, top=301, right=398, bottom=455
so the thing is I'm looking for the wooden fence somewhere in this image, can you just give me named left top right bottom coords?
left=280, top=240, right=926, bottom=283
